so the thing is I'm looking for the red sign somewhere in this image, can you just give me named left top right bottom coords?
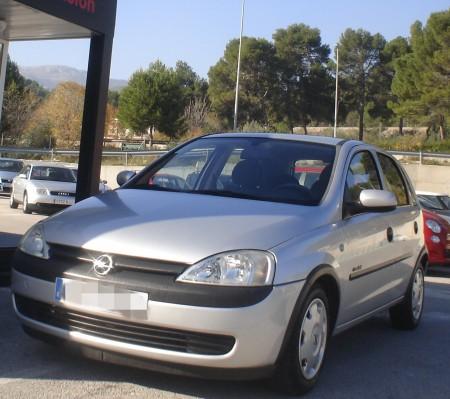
left=64, top=0, right=96, bottom=14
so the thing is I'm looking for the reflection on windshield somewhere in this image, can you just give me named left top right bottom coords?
left=127, top=137, right=336, bottom=206
left=31, top=166, right=76, bottom=183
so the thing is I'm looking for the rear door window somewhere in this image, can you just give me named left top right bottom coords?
left=378, top=154, right=409, bottom=206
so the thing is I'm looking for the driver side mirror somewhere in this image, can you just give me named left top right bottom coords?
left=117, top=170, right=136, bottom=186
left=18, top=173, right=26, bottom=179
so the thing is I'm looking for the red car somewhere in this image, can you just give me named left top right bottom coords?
left=422, top=209, right=450, bottom=266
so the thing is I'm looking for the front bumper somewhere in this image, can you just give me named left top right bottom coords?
left=11, top=269, right=304, bottom=371
left=0, top=182, right=11, bottom=194
left=27, top=192, right=75, bottom=207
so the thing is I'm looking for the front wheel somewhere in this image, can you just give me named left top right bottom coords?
left=390, top=264, right=425, bottom=330
left=271, top=286, right=330, bottom=395
left=23, top=192, right=32, bottom=214
left=9, top=190, right=18, bottom=209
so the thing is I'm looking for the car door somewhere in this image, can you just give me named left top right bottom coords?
left=376, top=153, right=421, bottom=298
left=336, top=149, right=401, bottom=325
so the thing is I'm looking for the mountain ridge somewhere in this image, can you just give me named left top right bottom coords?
left=19, top=65, right=128, bottom=91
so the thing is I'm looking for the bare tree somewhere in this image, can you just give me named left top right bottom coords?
left=183, top=96, right=210, bottom=131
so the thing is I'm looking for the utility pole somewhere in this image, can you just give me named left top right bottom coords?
left=333, top=46, right=339, bottom=138
left=233, top=0, right=245, bottom=131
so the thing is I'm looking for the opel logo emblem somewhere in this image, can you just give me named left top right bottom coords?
left=93, top=254, right=114, bottom=276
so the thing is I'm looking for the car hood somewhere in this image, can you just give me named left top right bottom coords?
left=28, top=180, right=76, bottom=192
left=42, top=189, right=320, bottom=264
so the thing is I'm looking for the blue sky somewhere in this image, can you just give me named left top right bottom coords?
left=9, top=0, right=450, bottom=80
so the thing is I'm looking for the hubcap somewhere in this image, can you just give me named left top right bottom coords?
left=412, top=268, right=424, bottom=320
left=299, top=298, right=328, bottom=380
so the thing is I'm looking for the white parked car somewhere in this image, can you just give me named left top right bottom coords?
left=0, top=157, right=24, bottom=195
left=10, top=163, right=109, bottom=214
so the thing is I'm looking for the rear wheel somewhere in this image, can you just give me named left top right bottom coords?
left=390, top=264, right=424, bottom=330
left=9, top=190, right=18, bottom=209
left=271, top=286, right=330, bottom=395
left=23, top=192, right=32, bottom=214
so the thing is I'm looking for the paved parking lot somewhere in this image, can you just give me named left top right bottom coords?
left=1, top=278, right=450, bottom=398
left=1, top=198, right=450, bottom=398
left=0, top=196, right=45, bottom=247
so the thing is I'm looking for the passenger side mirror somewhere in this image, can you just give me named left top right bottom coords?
left=117, top=170, right=136, bottom=186
left=360, top=190, right=397, bottom=211
left=345, top=189, right=397, bottom=216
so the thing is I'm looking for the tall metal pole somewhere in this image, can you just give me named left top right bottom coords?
left=233, top=0, right=245, bottom=131
left=333, top=46, right=339, bottom=138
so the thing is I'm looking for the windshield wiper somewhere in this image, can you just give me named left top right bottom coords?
left=131, top=184, right=182, bottom=193
left=193, top=189, right=261, bottom=201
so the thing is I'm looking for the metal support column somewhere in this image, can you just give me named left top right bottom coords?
left=76, top=33, right=113, bottom=202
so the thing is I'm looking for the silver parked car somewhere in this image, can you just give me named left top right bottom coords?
left=10, top=163, right=110, bottom=214
left=0, top=157, right=24, bottom=195
left=11, top=134, right=426, bottom=394
left=10, top=163, right=78, bottom=214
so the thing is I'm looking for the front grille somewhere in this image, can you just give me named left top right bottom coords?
left=1, top=178, right=12, bottom=183
left=15, top=294, right=235, bottom=355
left=50, top=191, right=75, bottom=197
left=49, top=243, right=187, bottom=275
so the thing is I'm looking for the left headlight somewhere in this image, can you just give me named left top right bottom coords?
left=19, top=224, right=50, bottom=259
left=177, top=250, right=275, bottom=287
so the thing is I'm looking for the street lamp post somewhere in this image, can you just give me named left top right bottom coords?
left=333, top=46, right=339, bottom=138
left=233, top=0, right=245, bottom=131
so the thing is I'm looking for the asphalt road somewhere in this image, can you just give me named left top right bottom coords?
left=0, top=196, right=45, bottom=247
left=1, top=198, right=450, bottom=398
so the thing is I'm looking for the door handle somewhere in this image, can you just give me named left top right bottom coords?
left=414, top=221, right=418, bottom=234
left=387, top=227, right=394, bottom=242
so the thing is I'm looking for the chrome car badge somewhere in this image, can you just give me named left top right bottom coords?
left=92, top=254, right=114, bottom=276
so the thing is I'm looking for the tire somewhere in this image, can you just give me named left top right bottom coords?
left=389, top=263, right=425, bottom=330
left=271, top=286, right=330, bottom=395
left=9, top=190, right=18, bottom=209
left=23, top=192, right=32, bottom=214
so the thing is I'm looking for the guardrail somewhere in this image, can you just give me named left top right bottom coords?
left=1, top=147, right=449, bottom=165
left=0, top=147, right=168, bottom=166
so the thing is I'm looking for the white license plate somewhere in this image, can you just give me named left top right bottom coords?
left=55, top=278, right=148, bottom=311
left=53, top=198, right=72, bottom=205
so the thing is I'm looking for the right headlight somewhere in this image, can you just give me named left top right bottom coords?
left=177, top=250, right=276, bottom=287
left=19, top=224, right=50, bottom=259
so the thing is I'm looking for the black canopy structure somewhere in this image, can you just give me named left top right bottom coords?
left=0, top=0, right=118, bottom=282
left=0, top=0, right=118, bottom=201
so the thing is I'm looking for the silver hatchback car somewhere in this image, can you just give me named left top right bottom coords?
left=11, top=134, right=425, bottom=394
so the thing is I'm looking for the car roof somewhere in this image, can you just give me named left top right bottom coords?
left=205, top=132, right=350, bottom=146
left=416, top=190, right=448, bottom=197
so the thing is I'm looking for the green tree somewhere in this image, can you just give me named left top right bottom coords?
left=1, top=57, right=43, bottom=145
left=118, top=61, right=186, bottom=140
left=381, top=37, right=411, bottom=134
left=208, top=37, right=278, bottom=129
left=273, top=24, right=333, bottom=133
left=391, top=10, right=450, bottom=139
left=175, top=61, right=208, bottom=103
left=337, top=29, right=386, bottom=140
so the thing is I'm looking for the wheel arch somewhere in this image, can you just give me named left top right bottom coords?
left=275, top=264, right=340, bottom=365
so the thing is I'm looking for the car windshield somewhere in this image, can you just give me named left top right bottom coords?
left=127, top=137, right=336, bottom=206
left=418, top=195, right=450, bottom=211
left=0, top=159, right=23, bottom=172
left=30, top=166, right=76, bottom=183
